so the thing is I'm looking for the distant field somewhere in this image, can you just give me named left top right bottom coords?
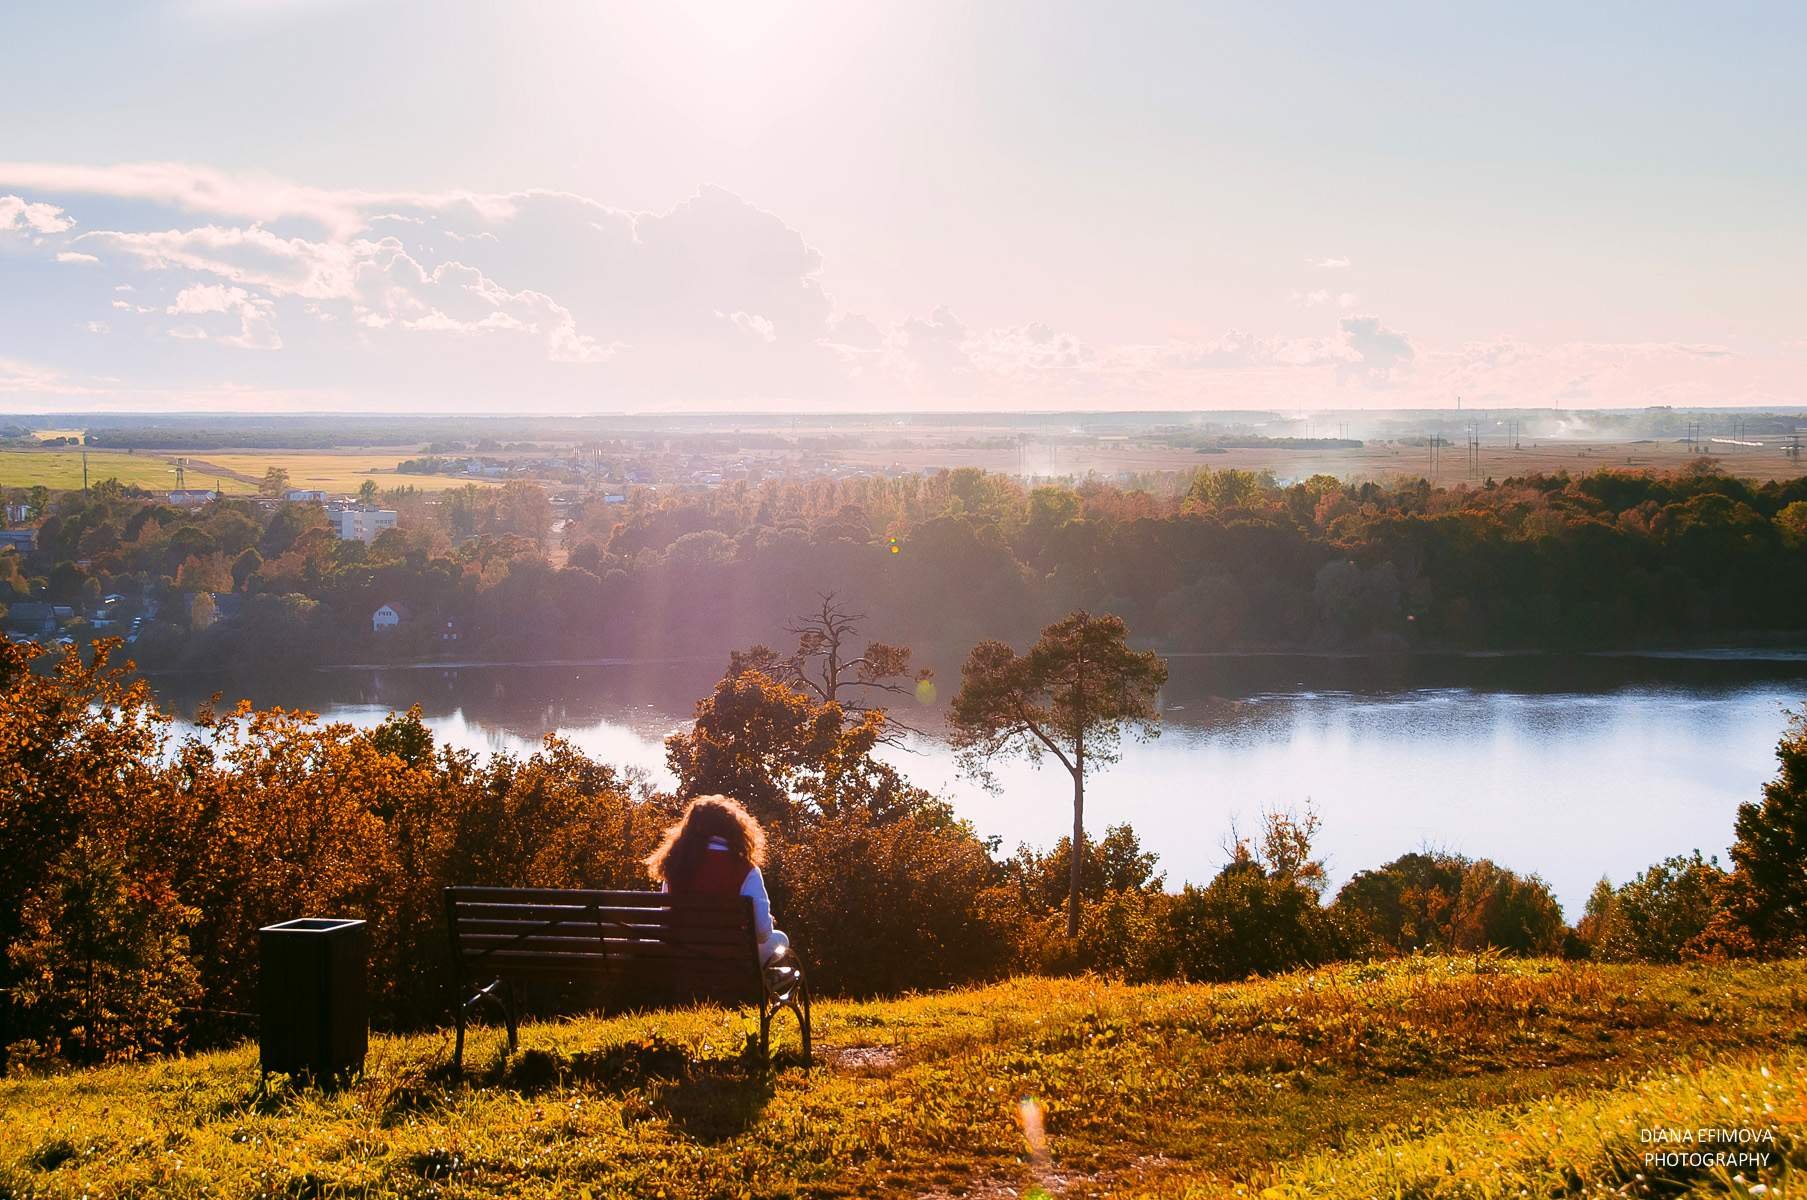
left=0, top=449, right=255, bottom=493
left=0, top=448, right=503, bottom=495
left=185, top=453, right=502, bottom=493
left=834, top=435, right=1807, bottom=484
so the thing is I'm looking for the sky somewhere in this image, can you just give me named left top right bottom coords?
left=0, top=0, right=1803, bottom=414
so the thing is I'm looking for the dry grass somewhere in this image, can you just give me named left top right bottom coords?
left=1, top=958, right=1802, bottom=1199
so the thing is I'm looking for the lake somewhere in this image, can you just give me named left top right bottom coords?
left=148, top=652, right=1807, bottom=917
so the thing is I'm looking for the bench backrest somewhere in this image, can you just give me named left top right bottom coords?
left=444, top=886, right=761, bottom=999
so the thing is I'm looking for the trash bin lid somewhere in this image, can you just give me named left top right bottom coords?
left=259, top=917, right=366, bottom=934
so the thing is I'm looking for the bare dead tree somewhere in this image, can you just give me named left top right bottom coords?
left=729, top=593, right=933, bottom=741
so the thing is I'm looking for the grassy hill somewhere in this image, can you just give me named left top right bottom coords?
left=1, top=957, right=1800, bottom=1199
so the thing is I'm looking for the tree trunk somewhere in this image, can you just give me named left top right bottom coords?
left=1068, top=613, right=1089, bottom=939
left=1067, top=766, right=1085, bottom=937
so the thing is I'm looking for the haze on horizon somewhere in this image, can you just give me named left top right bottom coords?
left=1, top=1, right=1802, bottom=416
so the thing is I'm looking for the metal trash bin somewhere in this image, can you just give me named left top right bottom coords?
left=259, top=917, right=368, bottom=1083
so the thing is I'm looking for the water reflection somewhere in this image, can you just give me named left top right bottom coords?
left=148, top=654, right=1807, bottom=918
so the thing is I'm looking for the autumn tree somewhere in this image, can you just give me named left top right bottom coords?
left=260, top=466, right=290, bottom=498
left=665, top=669, right=937, bottom=829
left=188, top=591, right=217, bottom=631
left=0, top=639, right=185, bottom=1059
left=9, top=835, right=200, bottom=1061
left=495, top=481, right=554, bottom=547
left=1713, top=709, right=1807, bottom=955
left=949, top=611, right=1167, bottom=936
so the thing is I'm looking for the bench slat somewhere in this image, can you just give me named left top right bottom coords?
left=448, top=906, right=750, bottom=930
left=467, top=950, right=756, bottom=975
left=445, top=887, right=765, bottom=1006
left=456, top=931, right=754, bottom=954
left=448, top=887, right=741, bottom=908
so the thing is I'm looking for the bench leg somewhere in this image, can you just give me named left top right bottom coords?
left=453, top=1005, right=466, bottom=1073
left=800, top=980, right=812, bottom=1069
left=504, top=981, right=520, bottom=1054
left=759, top=971, right=811, bottom=1069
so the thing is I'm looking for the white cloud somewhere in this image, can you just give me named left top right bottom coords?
left=168, top=282, right=253, bottom=315
left=724, top=310, right=777, bottom=342
left=1337, top=315, right=1415, bottom=384
left=821, top=311, right=882, bottom=351
left=165, top=283, right=281, bottom=349
left=1293, top=288, right=1362, bottom=310
left=0, top=195, right=74, bottom=235
left=84, top=321, right=110, bottom=334
left=0, top=161, right=515, bottom=238
left=3, top=160, right=1797, bottom=411
left=0, top=357, right=110, bottom=397
left=84, top=224, right=362, bottom=299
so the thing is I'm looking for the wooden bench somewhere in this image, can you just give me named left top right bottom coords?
left=444, top=885, right=811, bottom=1070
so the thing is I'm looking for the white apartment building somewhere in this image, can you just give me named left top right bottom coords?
left=335, top=508, right=397, bottom=542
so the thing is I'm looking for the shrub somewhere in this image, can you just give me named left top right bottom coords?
left=1582, top=852, right=1726, bottom=963
left=1004, top=823, right=1164, bottom=911
left=1014, top=886, right=1172, bottom=980
left=1148, top=857, right=1343, bottom=982
left=770, top=811, right=1018, bottom=996
left=1333, top=852, right=1566, bottom=956
left=1332, top=851, right=1468, bottom=953
left=1135, top=808, right=1341, bottom=982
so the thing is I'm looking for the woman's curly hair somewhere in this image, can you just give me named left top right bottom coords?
left=644, top=794, right=768, bottom=886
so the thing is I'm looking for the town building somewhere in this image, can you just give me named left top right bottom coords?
left=285, top=488, right=328, bottom=503
left=336, top=508, right=398, bottom=542
left=3, top=601, right=57, bottom=636
left=372, top=601, right=410, bottom=632
left=0, top=528, right=37, bottom=552
left=167, top=489, right=219, bottom=507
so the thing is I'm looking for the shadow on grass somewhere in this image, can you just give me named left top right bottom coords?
left=413, top=1032, right=801, bottom=1142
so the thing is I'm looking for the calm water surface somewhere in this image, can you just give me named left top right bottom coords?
left=151, top=653, right=1807, bottom=916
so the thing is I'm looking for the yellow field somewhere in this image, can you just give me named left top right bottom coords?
left=0, top=448, right=504, bottom=495
left=183, top=452, right=502, bottom=493
left=0, top=449, right=255, bottom=493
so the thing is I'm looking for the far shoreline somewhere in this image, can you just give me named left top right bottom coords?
left=120, top=641, right=1807, bottom=680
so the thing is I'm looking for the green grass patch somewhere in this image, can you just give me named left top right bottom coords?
left=2, top=958, right=1803, bottom=1198
left=0, top=449, right=256, bottom=493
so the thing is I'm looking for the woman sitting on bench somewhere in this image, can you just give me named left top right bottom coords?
left=645, top=795, right=793, bottom=967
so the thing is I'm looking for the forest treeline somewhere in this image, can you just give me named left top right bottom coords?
left=8, top=462, right=1807, bottom=672
left=2, top=631, right=1803, bottom=1069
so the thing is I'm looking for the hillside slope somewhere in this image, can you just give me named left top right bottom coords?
left=1, top=958, right=1801, bottom=1199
